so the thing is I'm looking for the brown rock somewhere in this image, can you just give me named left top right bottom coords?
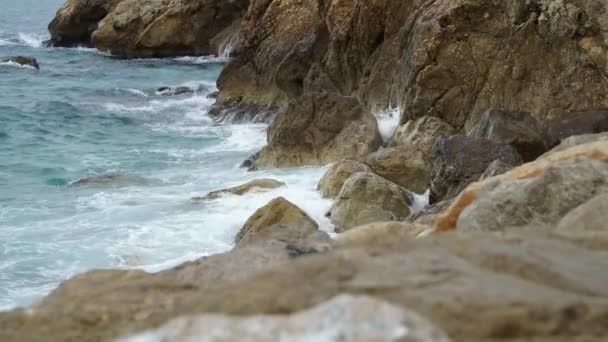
left=192, top=179, right=286, bottom=201
left=235, top=197, right=320, bottom=246
left=390, top=116, right=456, bottom=158
left=546, top=111, right=608, bottom=146
left=329, top=172, right=413, bottom=233
left=478, top=159, right=518, bottom=181
left=335, top=221, right=431, bottom=247
left=365, top=145, right=430, bottom=193
left=541, top=132, right=608, bottom=158
left=254, top=93, right=382, bottom=168
left=317, top=160, right=372, bottom=198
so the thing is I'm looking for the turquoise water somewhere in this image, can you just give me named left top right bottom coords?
left=0, top=0, right=332, bottom=310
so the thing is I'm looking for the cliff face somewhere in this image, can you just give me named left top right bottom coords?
left=217, top=0, right=608, bottom=130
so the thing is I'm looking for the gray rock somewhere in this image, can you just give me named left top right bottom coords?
left=546, top=111, right=608, bottom=146
left=541, top=132, right=608, bottom=159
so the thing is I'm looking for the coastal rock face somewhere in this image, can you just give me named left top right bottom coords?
left=234, top=197, right=320, bottom=246
left=365, top=145, right=430, bottom=193
left=192, top=178, right=285, bottom=201
left=215, top=0, right=608, bottom=129
left=390, top=116, right=456, bottom=158
left=120, top=295, right=451, bottom=342
left=329, top=172, right=413, bottom=233
left=91, top=0, right=249, bottom=58
left=254, top=93, right=382, bottom=168
left=317, top=160, right=372, bottom=198
left=430, top=135, right=523, bottom=203
left=468, top=108, right=550, bottom=162
left=48, top=0, right=124, bottom=47
left=1, top=56, right=39, bottom=70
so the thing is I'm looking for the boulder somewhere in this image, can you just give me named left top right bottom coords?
left=317, top=160, right=372, bottom=198
left=2, top=56, right=40, bottom=70
left=390, top=116, right=456, bottom=158
left=435, top=140, right=608, bottom=233
left=365, top=145, right=430, bottom=193
left=541, top=132, right=608, bottom=158
left=254, top=93, right=382, bottom=168
left=546, top=111, right=608, bottom=146
left=329, top=172, right=413, bottom=233
left=90, top=0, right=249, bottom=58
left=192, top=179, right=286, bottom=201
left=468, top=108, right=550, bottom=162
left=430, top=135, right=523, bottom=203
left=335, top=221, right=431, bottom=246
left=479, top=159, right=518, bottom=181
left=47, top=0, right=124, bottom=47
left=235, top=197, right=321, bottom=246
left=119, top=295, right=451, bottom=342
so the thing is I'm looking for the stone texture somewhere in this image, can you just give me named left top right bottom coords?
left=468, top=108, right=550, bottom=162
left=365, top=145, right=430, bottom=193
left=479, top=159, right=518, bottom=181
left=235, top=197, right=320, bottom=246
left=329, top=172, right=413, bottom=233
left=192, top=179, right=285, bottom=201
left=546, top=111, right=608, bottom=146
left=390, top=116, right=456, bottom=158
left=335, top=221, right=431, bottom=246
left=317, top=160, right=372, bottom=198
left=119, top=295, right=451, bottom=342
left=254, top=93, right=382, bottom=168
left=429, top=135, right=523, bottom=203
left=541, top=132, right=608, bottom=158
left=434, top=141, right=608, bottom=232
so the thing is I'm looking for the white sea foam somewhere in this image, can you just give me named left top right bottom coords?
left=409, top=189, right=430, bottom=214
left=173, top=56, right=230, bottom=64
left=17, top=32, right=46, bottom=48
left=120, top=88, right=149, bottom=97
left=0, top=60, right=37, bottom=70
left=375, top=107, right=401, bottom=143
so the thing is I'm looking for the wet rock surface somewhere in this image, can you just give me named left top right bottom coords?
left=317, top=160, right=372, bottom=199
left=1, top=56, right=40, bottom=70
left=192, top=179, right=286, bottom=201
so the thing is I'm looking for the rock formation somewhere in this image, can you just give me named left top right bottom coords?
left=317, top=160, right=372, bottom=198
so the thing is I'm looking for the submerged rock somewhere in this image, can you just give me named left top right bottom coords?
left=329, top=172, right=413, bottom=233
left=119, top=295, right=451, bottom=342
left=192, top=179, right=286, bottom=201
left=317, top=160, right=372, bottom=199
left=69, top=172, right=146, bottom=187
left=155, top=85, right=209, bottom=96
left=255, top=93, right=382, bottom=168
left=429, top=135, right=523, bottom=203
left=365, top=145, right=430, bottom=193
left=1, top=56, right=40, bottom=70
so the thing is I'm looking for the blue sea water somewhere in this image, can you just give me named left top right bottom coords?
left=0, top=0, right=332, bottom=310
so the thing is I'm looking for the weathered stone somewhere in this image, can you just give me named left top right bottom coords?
left=557, top=193, right=608, bottom=234
left=91, top=0, right=249, bottom=58
left=119, top=295, right=451, bottom=342
left=546, top=111, right=608, bottom=146
left=479, top=159, right=518, bottom=181
left=47, top=0, right=124, bottom=47
left=468, top=108, right=550, bottom=162
left=317, top=160, right=371, bottom=198
left=390, top=116, right=456, bottom=158
left=365, top=145, right=430, bottom=193
left=192, top=179, right=286, bottom=201
left=542, top=132, right=608, bottom=158
left=255, top=93, right=382, bottom=168
left=329, top=172, right=413, bottom=233
left=430, top=135, right=523, bottom=203
left=435, top=141, right=608, bottom=232
left=335, top=221, right=431, bottom=247
left=235, top=197, right=319, bottom=246
left=1, top=56, right=40, bottom=70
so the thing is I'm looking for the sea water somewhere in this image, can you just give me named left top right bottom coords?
left=0, top=0, right=335, bottom=310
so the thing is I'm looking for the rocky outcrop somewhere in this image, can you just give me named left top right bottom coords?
left=119, top=295, right=451, bottom=342
left=47, top=0, right=124, bottom=47
left=365, top=145, right=430, bottom=193
left=430, top=135, right=523, bottom=203
left=435, top=140, right=608, bottom=233
left=390, top=116, right=456, bottom=158
left=253, top=93, right=382, bottom=168
left=215, top=0, right=608, bottom=130
left=234, top=197, right=321, bottom=246
left=1, top=56, right=39, bottom=70
left=317, top=160, right=372, bottom=198
left=329, top=172, right=413, bottom=233
left=468, top=108, right=550, bottom=162
left=192, top=179, right=285, bottom=201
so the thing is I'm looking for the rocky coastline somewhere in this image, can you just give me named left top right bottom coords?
left=2, top=0, right=608, bottom=341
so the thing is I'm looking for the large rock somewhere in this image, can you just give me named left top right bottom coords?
left=468, top=108, right=550, bottom=162
left=90, top=0, right=249, bottom=58
left=317, top=160, right=372, bottom=198
left=430, top=135, right=523, bottom=203
left=254, top=93, right=382, bottom=168
left=2, top=229, right=608, bottom=341
left=434, top=140, right=608, bottom=233
left=1, top=56, right=39, bottom=70
left=328, top=172, right=413, bottom=233
left=47, top=0, right=124, bottom=47
left=390, top=116, right=456, bottom=158
left=192, top=178, right=285, bottom=201
left=365, top=145, right=430, bottom=193
left=235, top=197, right=321, bottom=246
left=119, top=295, right=451, bottom=342
left=215, top=0, right=608, bottom=129
left=546, top=111, right=608, bottom=146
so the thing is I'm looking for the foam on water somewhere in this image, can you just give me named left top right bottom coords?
left=375, top=107, right=401, bottom=143
left=17, top=32, right=46, bottom=48
left=0, top=60, right=37, bottom=70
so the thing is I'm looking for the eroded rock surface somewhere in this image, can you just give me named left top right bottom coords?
left=365, top=145, right=430, bottom=193
left=317, top=160, right=372, bottom=198
left=390, top=116, right=456, bottom=158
